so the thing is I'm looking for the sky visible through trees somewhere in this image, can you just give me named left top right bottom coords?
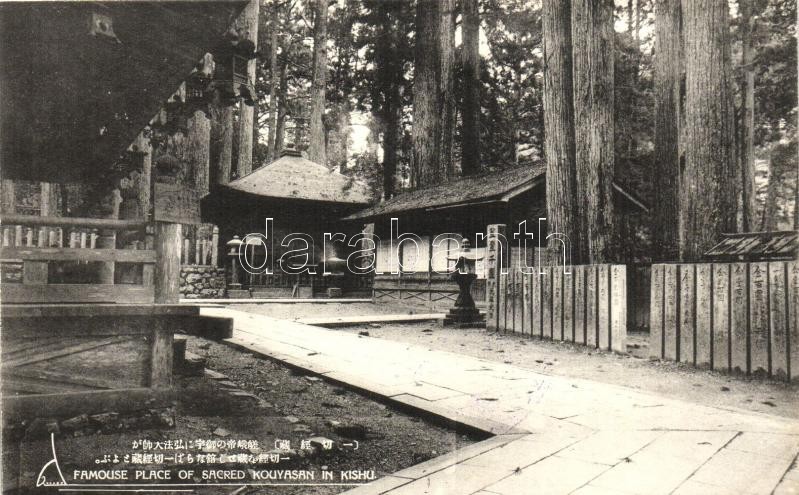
left=251, top=0, right=797, bottom=261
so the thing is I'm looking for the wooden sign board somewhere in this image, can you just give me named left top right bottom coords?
left=154, top=183, right=201, bottom=224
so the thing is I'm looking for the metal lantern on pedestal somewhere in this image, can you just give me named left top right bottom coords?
left=322, top=243, right=347, bottom=299
left=442, top=238, right=486, bottom=328
left=226, top=235, right=243, bottom=290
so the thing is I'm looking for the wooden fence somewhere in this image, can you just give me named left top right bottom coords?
left=181, top=223, right=219, bottom=266
left=491, top=264, right=628, bottom=353
left=650, top=261, right=799, bottom=380
left=0, top=214, right=156, bottom=303
left=484, top=224, right=627, bottom=353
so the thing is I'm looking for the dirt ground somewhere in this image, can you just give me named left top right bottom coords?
left=11, top=336, right=475, bottom=494
left=337, top=322, right=799, bottom=420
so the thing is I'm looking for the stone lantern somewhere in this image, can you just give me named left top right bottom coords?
left=443, top=238, right=485, bottom=327
left=226, top=235, right=243, bottom=291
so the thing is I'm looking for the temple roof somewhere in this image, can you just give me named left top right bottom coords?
left=0, top=1, right=247, bottom=182
left=343, top=165, right=648, bottom=222
left=223, top=150, right=373, bottom=205
left=704, top=231, right=797, bottom=261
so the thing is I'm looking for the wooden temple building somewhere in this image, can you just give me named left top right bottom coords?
left=0, top=0, right=258, bottom=471
left=342, top=165, right=648, bottom=307
left=203, top=147, right=374, bottom=297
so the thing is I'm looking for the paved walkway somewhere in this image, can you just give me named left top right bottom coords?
left=201, top=307, right=799, bottom=495
left=297, top=313, right=445, bottom=327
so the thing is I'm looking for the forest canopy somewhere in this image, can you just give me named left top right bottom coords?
left=251, top=0, right=797, bottom=262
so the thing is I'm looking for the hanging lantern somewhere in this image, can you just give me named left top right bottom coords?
left=212, top=39, right=257, bottom=106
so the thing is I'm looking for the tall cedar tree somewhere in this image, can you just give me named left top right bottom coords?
left=652, top=0, right=681, bottom=261
left=308, top=0, right=328, bottom=166
left=740, top=0, right=757, bottom=231
left=411, top=0, right=455, bottom=187
left=542, top=0, right=579, bottom=257
left=571, top=0, right=615, bottom=263
left=266, top=15, right=279, bottom=164
left=373, top=1, right=404, bottom=199
left=461, top=0, right=481, bottom=175
left=680, top=0, right=737, bottom=260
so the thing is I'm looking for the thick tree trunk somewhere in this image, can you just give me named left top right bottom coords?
left=441, top=0, right=455, bottom=179
left=211, top=105, right=233, bottom=185
left=411, top=0, right=455, bottom=188
left=308, top=0, right=328, bottom=166
left=652, top=0, right=681, bottom=261
left=571, top=0, right=615, bottom=264
left=267, top=23, right=279, bottom=164
left=680, top=0, right=737, bottom=260
left=235, top=0, right=259, bottom=178
left=461, top=0, right=481, bottom=176
left=187, top=110, right=211, bottom=196
left=740, top=0, right=757, bottom=231
left=542, top=0, right=579, bottom=261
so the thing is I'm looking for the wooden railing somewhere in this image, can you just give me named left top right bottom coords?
left=181, top=223, right=219, bottom=266
left=0, top=214, right=155, bottom=304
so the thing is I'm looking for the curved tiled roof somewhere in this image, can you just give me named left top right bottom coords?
left=224, top=151, right=373, bottom=205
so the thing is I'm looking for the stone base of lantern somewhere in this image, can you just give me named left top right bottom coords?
left=326, top=287, right=343, bottom=298
left=442, top=307, right=486, bottom=328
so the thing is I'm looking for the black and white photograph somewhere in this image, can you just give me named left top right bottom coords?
left=0, top=0, right=797, bottom=493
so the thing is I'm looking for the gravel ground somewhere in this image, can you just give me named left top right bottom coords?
left=332, top=321, right=799, bottom=420
left=13, top=335, right=476, bottom=494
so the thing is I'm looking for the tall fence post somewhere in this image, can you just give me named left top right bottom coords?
left=155, top=222, right=182, bottom=303
left=485, top=224, right=506, bottom=332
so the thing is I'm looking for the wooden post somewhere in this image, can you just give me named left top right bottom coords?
left=155, top=222, right=182, bottom=303
left=485, top=224, right=506, bottom=331
left=149, top=318, right=174, bottom=388
left=1, top=179, right=15, bottom=214
left=96, top=229, right=116, bottom=283
left=211, top=226, right=219, bottom=266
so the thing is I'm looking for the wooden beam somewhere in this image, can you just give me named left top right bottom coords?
left=2, top=388, right=174, bottom=422
left=0, top=284, right=154, bottom=304
left=0, top=247, right=155, bottom=263
left=0, top=214, right=146, bottom=230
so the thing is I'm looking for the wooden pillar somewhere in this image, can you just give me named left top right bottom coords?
left=132, top=132, right=153, bottom=218
left=97, top=190, right=122, bottom=283
left=1, top=179, right=15, bottom=214
left=154, top=222, right=182, bottom=303
left=188, top=110, right=211, bottom=197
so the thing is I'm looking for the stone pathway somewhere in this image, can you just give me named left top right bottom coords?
left=201, top=307, right=799, bottom=495
left=297, top=313, right=446, bottom=327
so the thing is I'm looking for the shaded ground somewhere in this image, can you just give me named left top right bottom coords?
left=12, top=335, right=475, bottom=494
left=338, top=322, right=799, bottom=420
